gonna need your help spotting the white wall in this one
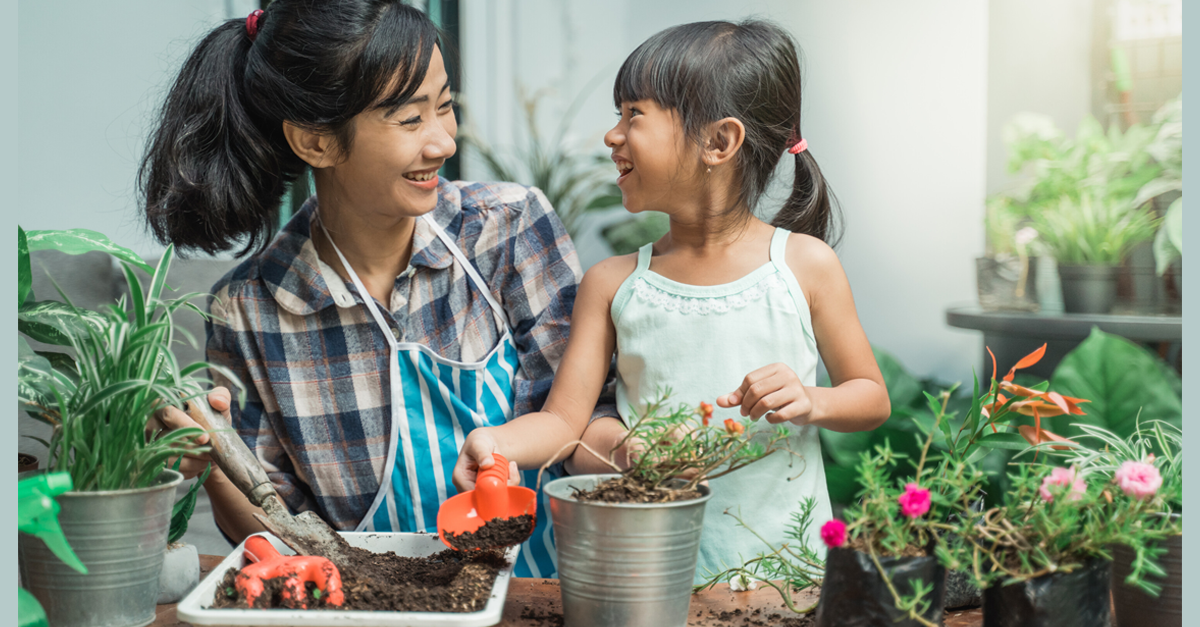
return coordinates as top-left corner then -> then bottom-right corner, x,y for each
987,0 -> 1094,196
17,0 -> 256,259
462,0 -> 988,383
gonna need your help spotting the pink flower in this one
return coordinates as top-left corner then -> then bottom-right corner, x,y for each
1039,466 -> 1086,502
1114,460 -> 1162,500
820,519 -> 847,549
897,483 -> 931,519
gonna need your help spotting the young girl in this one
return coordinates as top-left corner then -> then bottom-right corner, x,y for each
454,20 -> 890,577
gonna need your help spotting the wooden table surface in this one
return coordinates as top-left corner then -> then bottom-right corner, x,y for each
153,555 -> 982,626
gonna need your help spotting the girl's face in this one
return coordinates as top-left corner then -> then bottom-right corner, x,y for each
326,46 -> 457,219
605,99 -> 699,214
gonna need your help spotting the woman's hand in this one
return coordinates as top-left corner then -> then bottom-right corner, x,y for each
717,363 -> 814,425
452,428 -> 522,492
148,387 -> 232,481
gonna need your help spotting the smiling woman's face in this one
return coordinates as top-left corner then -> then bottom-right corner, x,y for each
324,46 -> 458,219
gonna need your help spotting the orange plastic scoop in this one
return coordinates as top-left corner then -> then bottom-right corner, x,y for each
437,453 -> 536,550
236,535 -> 345,609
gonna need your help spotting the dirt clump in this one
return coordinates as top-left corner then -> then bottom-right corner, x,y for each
572,475 -> 702,503
445,514 -> 534,549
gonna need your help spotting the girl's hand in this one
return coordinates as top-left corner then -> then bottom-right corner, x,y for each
717,363 -> 814,425
147,387 -> 231,481
452,428 -> 522,492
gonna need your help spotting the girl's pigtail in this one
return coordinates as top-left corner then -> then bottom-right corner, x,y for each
773,148 -> 840,247
139,19 -> 292,256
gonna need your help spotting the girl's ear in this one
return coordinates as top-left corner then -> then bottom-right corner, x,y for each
283,121 -> 340,169
702,117 -> 746,168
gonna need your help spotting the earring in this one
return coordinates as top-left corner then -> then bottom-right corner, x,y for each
707,166 -> 712,174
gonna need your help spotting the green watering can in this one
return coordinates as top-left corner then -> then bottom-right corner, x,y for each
18,472 -> 87,627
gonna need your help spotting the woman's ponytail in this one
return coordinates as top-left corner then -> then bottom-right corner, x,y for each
140,19 -> 293,256
772,148 -> 841,246
140,1 -> 440,256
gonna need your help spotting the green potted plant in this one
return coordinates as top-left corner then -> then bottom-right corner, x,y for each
541,392 -> 793,627
1033,193 -> 1159,314
1138,96 -> 1183,310
943,461 -> 1177,627
1021,419 -> 1182,627
993,112 -> 1165,314
17,227 -> 239,627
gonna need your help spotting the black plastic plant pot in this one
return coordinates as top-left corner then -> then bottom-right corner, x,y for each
815,547 -> 946,627
982,557 -> 1112,627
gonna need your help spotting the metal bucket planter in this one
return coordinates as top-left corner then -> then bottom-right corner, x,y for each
1058,264 -> 1118,314
19,469 -> 183,627
1112,530 -> 1182,627
982,557 -> 1111,627
815,547 -> 946,627
545,474 -> 711,627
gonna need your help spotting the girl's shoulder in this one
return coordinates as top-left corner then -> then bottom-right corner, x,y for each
582,252 -> 641,296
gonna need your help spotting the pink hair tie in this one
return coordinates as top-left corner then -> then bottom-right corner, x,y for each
787,138 -> 808,155
246,9 -> 264,41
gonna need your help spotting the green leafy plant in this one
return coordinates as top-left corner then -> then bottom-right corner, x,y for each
1019,419 -> 1181,514
1032,193 -> 1159,265
546,390 -> 795,500
943,461 -> 1179,595
168,461 -> 213,545
460,88 -> 622,240
17,227 -> 242,492
460,87 -> 668,254
1134,96 -> 1183,274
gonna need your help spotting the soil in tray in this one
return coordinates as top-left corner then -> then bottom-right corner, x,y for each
572,474 -> 702,504
703,608 -> 816,627
445,514 -> 534,550
211,543 -> 509,612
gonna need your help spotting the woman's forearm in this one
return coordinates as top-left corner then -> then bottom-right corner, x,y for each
806,379 -> 891,433
203,469 -> 268,544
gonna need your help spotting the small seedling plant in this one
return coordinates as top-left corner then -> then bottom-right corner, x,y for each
545,389 -> 796,502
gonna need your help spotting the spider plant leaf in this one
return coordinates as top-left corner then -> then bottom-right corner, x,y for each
25,228 -> 155,274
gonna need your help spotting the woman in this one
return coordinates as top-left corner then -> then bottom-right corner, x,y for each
142,1 -> 605,578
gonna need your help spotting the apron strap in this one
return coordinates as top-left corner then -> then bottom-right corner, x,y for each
317,218 -> 400,351
423,214 -> 512,332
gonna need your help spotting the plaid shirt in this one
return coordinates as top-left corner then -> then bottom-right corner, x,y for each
207,179 -> 610,529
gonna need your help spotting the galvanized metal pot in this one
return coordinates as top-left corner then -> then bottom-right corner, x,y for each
1112,529 -> 1182,627
19,469 -> 183,627
545,474 -> 712,627
1058,264 -> 1118,314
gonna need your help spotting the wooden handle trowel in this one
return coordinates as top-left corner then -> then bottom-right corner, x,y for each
185,398 -> 357,572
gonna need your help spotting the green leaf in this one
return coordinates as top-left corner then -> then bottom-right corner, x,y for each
19,300 -> 107,346
25,229 -> 154,275
1046,329 -> 1182,439
1153,196 -> 1182,275
19,227 -> 32,307
168,463 -> 212,544
974,431 -> 1032,451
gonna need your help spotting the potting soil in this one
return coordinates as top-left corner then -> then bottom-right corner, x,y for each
572,474 -> 702,503
445,514 -> 534,550
210,543 -> 509,612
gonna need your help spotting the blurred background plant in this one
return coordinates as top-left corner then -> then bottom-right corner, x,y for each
459,86 -> 668,255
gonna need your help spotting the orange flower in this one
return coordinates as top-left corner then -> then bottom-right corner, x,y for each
723,418 -> 745,436
698,402 -> 714,426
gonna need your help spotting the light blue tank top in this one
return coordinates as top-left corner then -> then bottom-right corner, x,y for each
611,227 -> 832,582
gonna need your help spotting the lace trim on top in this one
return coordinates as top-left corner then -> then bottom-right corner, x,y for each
633,272 -> 785,315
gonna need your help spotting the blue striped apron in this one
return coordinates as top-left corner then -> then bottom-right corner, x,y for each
321,214 -> 559,578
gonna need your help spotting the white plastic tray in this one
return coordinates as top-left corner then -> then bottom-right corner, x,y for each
176,531 -> 518,626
